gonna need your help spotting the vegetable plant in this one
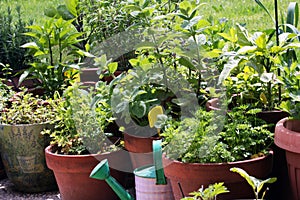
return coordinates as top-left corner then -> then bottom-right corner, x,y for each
230,167 -> 277,200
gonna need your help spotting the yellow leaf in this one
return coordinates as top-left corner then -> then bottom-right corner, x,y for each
148,105 -> 163,128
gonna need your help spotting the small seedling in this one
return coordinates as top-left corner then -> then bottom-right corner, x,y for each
181,182 -> 229,200
230,167 -> 277,200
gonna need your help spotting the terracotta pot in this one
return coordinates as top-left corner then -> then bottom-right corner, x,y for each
0,123 -> 57,192
275,118 -> 300,200
162,151 -> 273,200
124,132 -> 160,170
45,145 -> 132,200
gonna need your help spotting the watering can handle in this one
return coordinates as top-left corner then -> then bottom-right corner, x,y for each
153,139 -> 167,185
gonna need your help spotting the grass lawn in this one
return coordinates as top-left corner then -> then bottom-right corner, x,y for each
201,0 -> 292,31
0,0 -> 61,24
0,0 -> 296,31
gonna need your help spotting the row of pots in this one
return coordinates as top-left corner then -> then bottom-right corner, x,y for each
0,101 -> 299,199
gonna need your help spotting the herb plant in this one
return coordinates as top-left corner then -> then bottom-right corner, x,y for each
44,82 -> 117,155
161,106 -> 273,163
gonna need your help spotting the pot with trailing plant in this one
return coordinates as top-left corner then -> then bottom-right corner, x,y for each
0,86 -> 59,192
44,82 -> 133,200
274,61 -> 300,200
159,106 -> 274,200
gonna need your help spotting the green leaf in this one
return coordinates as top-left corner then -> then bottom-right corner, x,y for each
218,58 -> 240,85
230,167 -> 255,190
237,46 -> 257,54
255,33 -> 266,49
179,57 -> 196,70
64,0 -> 78,17
286,2 -> 299,33
260,72 -> 273,83
44,6 -> 59,18
57,5 -> 75,20
254,0 -> 275,23
21,42 -> 39,50
107,62 -> 118,74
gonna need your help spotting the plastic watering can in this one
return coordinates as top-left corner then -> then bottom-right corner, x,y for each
133,139 -> 174,200
90,140 -> 174,200
90,158 -> 134,200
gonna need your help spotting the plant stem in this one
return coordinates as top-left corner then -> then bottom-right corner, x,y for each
274,0 -> 281,102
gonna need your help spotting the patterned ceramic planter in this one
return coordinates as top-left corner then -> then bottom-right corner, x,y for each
0,123 -> 57,192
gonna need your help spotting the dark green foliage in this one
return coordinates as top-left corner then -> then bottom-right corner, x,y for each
0,6 -> 33,73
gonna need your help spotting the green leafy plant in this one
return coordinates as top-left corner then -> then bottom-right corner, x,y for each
161,106 -> 273,163
279,62 -> 300,119
0,88 -> 59,125
181,182 -> 229,200
20,17 -> 88,97
230,167 -> 277,200
218,24 -> 300,110
0,6 -> 33,73
43,82 -> 118,155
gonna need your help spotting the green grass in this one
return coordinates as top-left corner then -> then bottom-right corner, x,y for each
200,0 -> 293,31
0,0 -> 296,31
0,0 -> 61,24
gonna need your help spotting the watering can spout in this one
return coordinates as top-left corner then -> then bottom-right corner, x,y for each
90,159 -> 134,200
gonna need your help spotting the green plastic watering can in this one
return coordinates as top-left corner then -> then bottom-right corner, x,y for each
90,140 -> 169,200
90,158 -> 134,200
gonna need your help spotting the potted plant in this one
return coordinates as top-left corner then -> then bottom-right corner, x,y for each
0,86 -> 59,192
44,82 -> 132,200
160,106 -> 274,200
274,61 -> 300,200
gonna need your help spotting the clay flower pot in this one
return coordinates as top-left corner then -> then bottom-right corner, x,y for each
275,118 -> 300,200
124,132 -> 160,170
45,145 -> 132,200
162,151 -> 274,200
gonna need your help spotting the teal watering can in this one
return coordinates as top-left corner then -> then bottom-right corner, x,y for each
90,158 -> 134,200
90,140 -> 173,200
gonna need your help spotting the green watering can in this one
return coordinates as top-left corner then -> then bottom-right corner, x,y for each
90,140 -> 174,200
90,158 -> 134,200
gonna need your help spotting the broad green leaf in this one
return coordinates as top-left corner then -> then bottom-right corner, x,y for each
44,6 -> 59,18
179,57 -> 196,70
230,167 -> 255,190
255,33 -> 267,49
107,62 -> 118,74
21,42 -> 39,50
260,72 -> 273,83
64,0 -> 78,17
236,24 -> 252,46
218,58 -> 240,85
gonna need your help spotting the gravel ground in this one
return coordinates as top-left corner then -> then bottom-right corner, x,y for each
0,178 -> 60,200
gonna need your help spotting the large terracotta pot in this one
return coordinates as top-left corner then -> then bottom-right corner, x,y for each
206,97 -> 290,200
0,123 -> 57,192
275,118 -> 300,200
124,132 -> 160,170
162,151 -> 274,200
45,145 -> 132,200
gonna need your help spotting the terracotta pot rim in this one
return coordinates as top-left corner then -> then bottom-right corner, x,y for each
275,117 -> 300,153
162,150 -> 273,166
123,132 -> 160,139
45,145 -> 117,158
